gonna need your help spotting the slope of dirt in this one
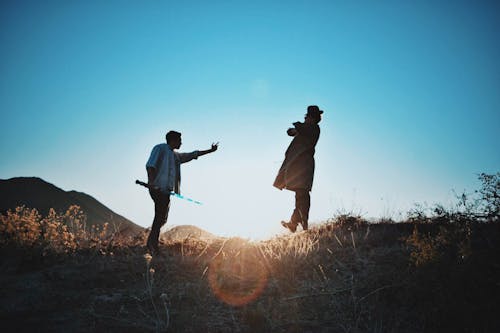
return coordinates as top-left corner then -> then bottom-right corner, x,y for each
1,222 -> 499,332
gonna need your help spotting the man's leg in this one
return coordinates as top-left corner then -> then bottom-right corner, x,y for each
147,191 -> 170,254
282,189 -> 308,232
291,189 -> 310,230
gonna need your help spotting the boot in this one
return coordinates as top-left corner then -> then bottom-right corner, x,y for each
281,221 -> 297,233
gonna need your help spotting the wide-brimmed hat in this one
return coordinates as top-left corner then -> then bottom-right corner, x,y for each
306,105 -> 324,117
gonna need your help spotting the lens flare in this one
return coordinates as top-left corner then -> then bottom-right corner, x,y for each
208,245 -> 268,307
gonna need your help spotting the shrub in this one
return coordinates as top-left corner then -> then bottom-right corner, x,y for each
476,172 -> 500,221
0,205 -> 110,253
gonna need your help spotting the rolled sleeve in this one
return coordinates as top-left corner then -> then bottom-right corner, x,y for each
176,150 -> 199,164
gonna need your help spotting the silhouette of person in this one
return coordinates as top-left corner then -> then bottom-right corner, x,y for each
145,131 -> 218,254
274,105 -> 323,232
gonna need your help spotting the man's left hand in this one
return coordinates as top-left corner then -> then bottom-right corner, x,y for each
211,142 -> 219,152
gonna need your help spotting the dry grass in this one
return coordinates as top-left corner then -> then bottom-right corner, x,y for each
1,206 -> 499,332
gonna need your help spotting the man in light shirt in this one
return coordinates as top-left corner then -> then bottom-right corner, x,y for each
146,130 -> 218,254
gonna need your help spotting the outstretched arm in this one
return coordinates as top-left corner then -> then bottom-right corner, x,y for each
198,142 -> 219,157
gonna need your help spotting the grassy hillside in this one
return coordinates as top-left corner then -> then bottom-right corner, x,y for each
1,206 -> 499,332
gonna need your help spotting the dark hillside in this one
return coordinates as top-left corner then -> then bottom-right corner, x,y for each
1,213 -> 499,332
0,177 -> 142,235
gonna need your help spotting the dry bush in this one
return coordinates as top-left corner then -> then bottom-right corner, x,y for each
0,205 -> 115,254
0,206 -> 42,246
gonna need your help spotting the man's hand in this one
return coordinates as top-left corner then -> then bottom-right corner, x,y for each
149,185 -> 161,193
198,142 -> 219,157
211,142 -> 219,152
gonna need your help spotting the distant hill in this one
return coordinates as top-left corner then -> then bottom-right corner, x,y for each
0,177 -> 142,235
162,225 -> 216,241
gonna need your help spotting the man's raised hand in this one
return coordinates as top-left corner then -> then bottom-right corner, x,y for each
211,142 -> 219,152
198,142 -> 219,157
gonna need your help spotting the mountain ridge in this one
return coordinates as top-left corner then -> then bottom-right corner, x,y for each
0,176 -> 142,235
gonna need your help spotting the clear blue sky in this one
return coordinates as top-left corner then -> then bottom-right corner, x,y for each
1,0 -> 499,239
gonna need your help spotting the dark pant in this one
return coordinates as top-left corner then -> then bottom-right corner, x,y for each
147,190 -> 171,252
290,189 -> 310,229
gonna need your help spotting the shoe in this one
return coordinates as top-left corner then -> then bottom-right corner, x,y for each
281,221 -> 297,233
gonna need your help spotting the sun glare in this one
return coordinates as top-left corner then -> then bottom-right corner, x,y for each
207,239 -> 269,306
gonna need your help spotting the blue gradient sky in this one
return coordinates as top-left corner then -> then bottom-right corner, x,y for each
1,0 -> 499,239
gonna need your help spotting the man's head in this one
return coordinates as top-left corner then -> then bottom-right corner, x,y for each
305,105 -> 324,124
166,130 -> 182,149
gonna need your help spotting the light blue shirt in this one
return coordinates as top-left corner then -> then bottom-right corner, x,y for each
146,143 -> 199,194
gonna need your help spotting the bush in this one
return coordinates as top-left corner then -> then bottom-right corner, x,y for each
0,205 -> 110,254
476,172 -> 500,221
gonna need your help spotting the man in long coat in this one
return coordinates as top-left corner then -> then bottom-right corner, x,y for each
274,105 -> 323,232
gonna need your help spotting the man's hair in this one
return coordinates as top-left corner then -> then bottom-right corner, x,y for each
165,130 -> 181,144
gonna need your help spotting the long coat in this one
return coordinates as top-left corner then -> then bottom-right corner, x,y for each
273,121 -> 320,191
